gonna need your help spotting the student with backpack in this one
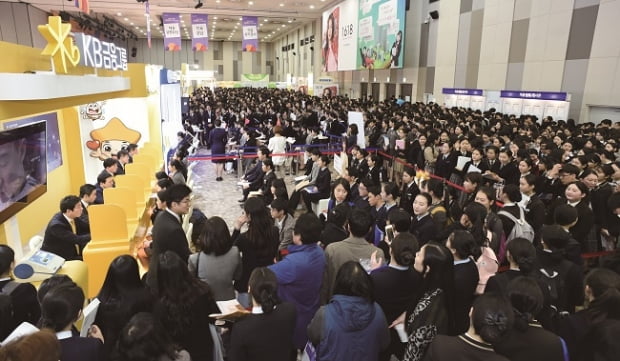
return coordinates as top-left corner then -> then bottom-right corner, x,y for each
497,184 -> 535,245
0,245 -> 40,340
536,225 -> 584,315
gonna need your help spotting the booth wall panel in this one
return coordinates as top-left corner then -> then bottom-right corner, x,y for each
0,3 -> 18,44
13,3 -> 32,47
28,5 -> 48,49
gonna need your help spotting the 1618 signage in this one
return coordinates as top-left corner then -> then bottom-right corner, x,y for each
74,33 -> 128,71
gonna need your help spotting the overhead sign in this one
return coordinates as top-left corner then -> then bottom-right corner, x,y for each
74,33 -> 128,71
500,90 -> 568,101
443,88 -> 484,96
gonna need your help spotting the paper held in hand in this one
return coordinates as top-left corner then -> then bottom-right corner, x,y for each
209,299 -> 250,321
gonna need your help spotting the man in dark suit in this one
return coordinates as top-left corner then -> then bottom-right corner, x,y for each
114,150 -> 130,176
150,184 -> 192,264
240,146 -> 269,202
485,145 -> 501,173
94,173 -> 114,205
41,195 -> 91,261
98,158 -> 117,181
260,158 -> 277,205
78,184 -> 97,233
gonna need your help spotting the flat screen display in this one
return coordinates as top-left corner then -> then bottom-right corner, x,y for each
0,121 -> 47,223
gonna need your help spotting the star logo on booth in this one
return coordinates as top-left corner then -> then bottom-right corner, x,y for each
38,16 -> 80,73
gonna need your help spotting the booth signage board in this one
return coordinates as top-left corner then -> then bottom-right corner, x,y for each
74,33 -> 128,71
500,90 -> 567,101
442,88 -> 484,96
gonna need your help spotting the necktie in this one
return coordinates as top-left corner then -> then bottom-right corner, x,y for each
69,219 -> 77,234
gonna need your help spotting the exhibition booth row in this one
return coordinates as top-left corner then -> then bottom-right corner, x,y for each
442,88 -> 571,120
0,18 -> 185,298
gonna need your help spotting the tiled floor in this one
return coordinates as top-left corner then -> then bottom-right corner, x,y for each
189,147 -> 299,230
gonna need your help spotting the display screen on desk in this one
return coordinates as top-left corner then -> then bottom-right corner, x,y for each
0,121 -> 47,223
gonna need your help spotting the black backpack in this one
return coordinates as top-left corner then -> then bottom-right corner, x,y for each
537,261 -> 571,313
0,281 -> 20,339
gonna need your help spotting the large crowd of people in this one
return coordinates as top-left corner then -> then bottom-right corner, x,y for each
1,87 -> 620,361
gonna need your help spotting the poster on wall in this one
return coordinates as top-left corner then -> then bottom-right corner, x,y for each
322,0 -> 358,71
4,112 -> 62,172
79,99 -> 149,183
191,14 -> 209,51
242,16 -> 259,52
357,0 -> 406,69
163,13 -> 182,51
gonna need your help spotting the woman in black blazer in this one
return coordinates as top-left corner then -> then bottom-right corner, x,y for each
564,181 -> 594,250
446,231 -> 480,335
494,277 -> 566,361
497,184 -> 524,238
409,193 -> 439,246
434,141 -> 457,180
302,155 -> 332,212
40,283 -> 105,361
520,174 -> 545,246
229,268 -> 297,361
399,168 -> 420,216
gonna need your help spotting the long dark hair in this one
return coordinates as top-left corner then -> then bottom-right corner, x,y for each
40,283 -> 84,332
151,251 -> 212,339
196,216 -> 232,256
97,255 -> 143,303
506,276 -> 544,332
417,243 -> 456,332
506,238 -> 536,275
330,178 -> 351,202
244,197 -> 278,258
462,202 -> 488,247
112,312 -> 179,361
333,261 -> 374,302
249,267 -> 280,314
471,293 -> 514,344
449,230 -> 482,260
585,268 -> 620,320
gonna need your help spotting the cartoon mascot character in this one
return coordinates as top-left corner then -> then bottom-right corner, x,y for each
86,117 -> 142,161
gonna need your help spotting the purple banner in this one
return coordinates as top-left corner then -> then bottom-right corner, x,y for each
500,90 -> 567,101
242,16 -> 258,52
191,14 -> 208,51
442,88 -> 483,96
163,13 -> 181,51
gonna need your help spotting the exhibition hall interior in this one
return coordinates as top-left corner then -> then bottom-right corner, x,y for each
0,0 -> 620,360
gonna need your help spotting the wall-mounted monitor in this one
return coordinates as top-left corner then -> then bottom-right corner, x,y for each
0,121 -> 47,224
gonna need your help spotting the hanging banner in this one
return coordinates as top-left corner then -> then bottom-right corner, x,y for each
357,0 -> 407,69
191,14 -> 209,51
74,0 -> 89,14
163,13 -> 181,51
242,16 -> 258,52
322,0 -> 358,71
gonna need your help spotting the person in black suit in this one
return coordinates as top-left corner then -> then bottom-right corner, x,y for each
0,245 -> 41,340
229,267 -> 297,361
435,141 -> 457,180
399,168 -> 420,216
485,145 -> 501,174
563,181 -> 595,250
94,173 -> 114,205
366,154 -> 382,186
40,282 -> 105,361
497,184 -> 524,238
259,159 -> 277,205
446,231 -> 480,335
302,155 -> 331,213
41,196 -> 91,261
485,149 -> 520,186
240,146 -> 270,202
98,157 -> 117,181
410,193 -> 439,246
78,184 -> 96,234
371,233 -> 421,361
320,203 -> 350,247
150,184 -> 192,264
463,148 -> 489,174
114,150 -> 130,176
